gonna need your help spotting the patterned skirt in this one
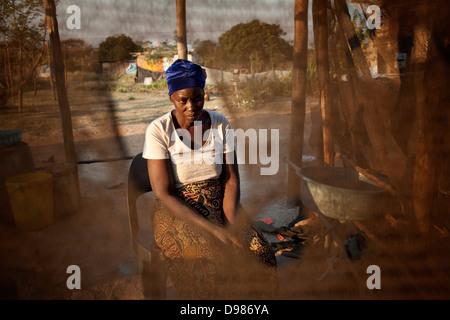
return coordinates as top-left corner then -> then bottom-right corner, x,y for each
151,179 -> 277,299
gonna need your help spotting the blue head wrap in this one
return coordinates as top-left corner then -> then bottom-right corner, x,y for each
165,59 -> 207,96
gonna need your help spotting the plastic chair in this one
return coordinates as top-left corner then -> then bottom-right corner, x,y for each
127,152 -> 167,299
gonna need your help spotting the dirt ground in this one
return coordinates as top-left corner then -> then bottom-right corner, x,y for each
1,87 -> 449,300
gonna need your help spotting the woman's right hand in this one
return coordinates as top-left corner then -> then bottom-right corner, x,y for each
211,225 -> 242,249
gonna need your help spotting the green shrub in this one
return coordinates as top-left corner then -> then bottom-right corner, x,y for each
306,60 -> 319,97
134,85 -> 150,93
116,74 -> 136,83
117,86 -> 130,93
151,79 -> 168,91
238,78 -> 269,109
217,74 -> 293,109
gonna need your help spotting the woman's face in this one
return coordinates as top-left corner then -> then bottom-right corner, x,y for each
170,87 -> 205,126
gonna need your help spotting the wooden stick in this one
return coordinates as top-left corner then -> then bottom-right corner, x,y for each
336,153 -> 389,192
352,220 -> 376,239
336,152 -> 409,215
284,156 -> 301,172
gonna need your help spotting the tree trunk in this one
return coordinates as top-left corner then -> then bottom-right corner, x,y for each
18,44 -> 23,112
412,4 -> 449,233
18,47 -> 45,100
287,0 -> 309,206
33,48 -> 37,96
389,6 -> 417,159
44,0 -> 80,194
313,0 -> 334,165
5,45 -> 15,106
3,47 -> 8,90
46,41 -> 57,102
176,0 -> 188,60
33,70 -> 37,97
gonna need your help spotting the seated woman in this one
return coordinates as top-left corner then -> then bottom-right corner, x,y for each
143,59 -> 277,299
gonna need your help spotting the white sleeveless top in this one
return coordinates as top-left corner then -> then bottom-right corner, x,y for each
143,110 -> 234,188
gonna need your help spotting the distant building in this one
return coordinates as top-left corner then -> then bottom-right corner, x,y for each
135,52 -> 199,83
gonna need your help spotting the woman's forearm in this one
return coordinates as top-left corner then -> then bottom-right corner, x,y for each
158,192 -> 219,233
221,152 -> 241,224
222,177 -> 240,224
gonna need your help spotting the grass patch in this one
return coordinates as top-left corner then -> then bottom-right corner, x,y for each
216,73 -> 293,109
116,86 -> 130,93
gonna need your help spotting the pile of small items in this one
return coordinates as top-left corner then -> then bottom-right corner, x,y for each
256,212 -> 367,260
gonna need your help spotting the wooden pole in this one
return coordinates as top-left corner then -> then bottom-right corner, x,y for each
313,0 -> 334,165
44,0 -> 80,194
176,0 -> 188,60
287,0 -> 309,206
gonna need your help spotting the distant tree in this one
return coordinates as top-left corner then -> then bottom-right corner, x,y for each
193,40 -> 220,68
218,19 -> 293,72
98,34 -> 140,61
0,0 -> 47,110
61,38 -> 97,72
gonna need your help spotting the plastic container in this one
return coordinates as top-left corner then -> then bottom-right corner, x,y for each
5,172 -> 54,231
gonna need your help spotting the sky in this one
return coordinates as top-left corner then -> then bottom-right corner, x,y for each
56,0 -> 315,48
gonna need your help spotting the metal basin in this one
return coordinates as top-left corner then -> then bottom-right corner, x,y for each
297,166 -> 392,221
